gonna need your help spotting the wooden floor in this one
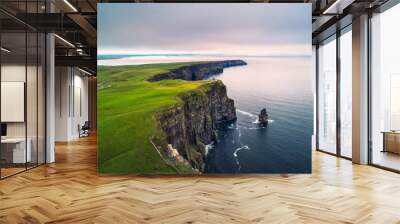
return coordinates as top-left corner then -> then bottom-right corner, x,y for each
1,135 -> 400,223
1,167 -> 26,178
372,150 -> 400,171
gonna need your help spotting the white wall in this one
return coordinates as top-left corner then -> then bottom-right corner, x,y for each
72,73 -> 89,138
55,67 -> 89,141
55,66 -> 70,141
1,64 -> 40,137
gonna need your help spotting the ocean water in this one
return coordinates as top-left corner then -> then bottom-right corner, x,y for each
204,57 -> 313,173
99,56 -> 314,173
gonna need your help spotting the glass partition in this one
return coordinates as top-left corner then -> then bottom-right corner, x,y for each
339,27 -> 352,158
370,4 -> 400,171
1,31 -> 28,177
317,35 -> 337,154
0,3 -> 46,179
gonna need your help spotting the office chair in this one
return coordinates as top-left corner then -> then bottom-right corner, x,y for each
79,121 -> 90,138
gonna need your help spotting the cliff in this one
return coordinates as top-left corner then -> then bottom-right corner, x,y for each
156,81 -> 236,171
151,60 -> 246,171
147,60 -> 247,82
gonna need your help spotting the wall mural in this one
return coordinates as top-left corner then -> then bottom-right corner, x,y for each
97,3 -> 313,174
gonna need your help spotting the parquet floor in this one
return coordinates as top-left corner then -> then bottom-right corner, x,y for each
1,135 -> 400,223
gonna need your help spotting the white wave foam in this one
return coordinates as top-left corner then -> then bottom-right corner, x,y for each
227,123 -> 236,129
252,119 -> 274,124
233,145 -> 250,172
205,142 -> 215,155
236,109 -> 257,118
249,126 -> 268,130
233,145 -> 250,158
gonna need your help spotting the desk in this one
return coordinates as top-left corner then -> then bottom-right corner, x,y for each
1,138 -> 31,163
382,131 -> 400,154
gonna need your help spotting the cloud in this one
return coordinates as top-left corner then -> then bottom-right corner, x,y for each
98,3 -> 311,56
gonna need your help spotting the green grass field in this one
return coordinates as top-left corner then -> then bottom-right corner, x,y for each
97,62 -> 215,174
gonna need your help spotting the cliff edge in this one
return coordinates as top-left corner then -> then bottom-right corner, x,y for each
150,60 -> 246,171
147,60 -> 247,82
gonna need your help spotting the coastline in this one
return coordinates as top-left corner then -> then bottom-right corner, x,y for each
98,60 -> 246,174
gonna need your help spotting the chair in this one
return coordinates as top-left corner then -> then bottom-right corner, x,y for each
79,121 -> 90,138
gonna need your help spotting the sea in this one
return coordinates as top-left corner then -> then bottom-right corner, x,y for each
98,55 -> 314,173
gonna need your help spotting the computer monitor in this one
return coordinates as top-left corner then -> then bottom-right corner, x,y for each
1,123 -> 7,137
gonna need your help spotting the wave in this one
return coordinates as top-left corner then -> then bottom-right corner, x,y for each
227,123 -> 238,129
248,127 -> 266,130
252,119 -> 274,124
236,109 -> 257,118
236,109 -> 275,125
205,142 -> 215,155
233,145 -> 250,158
233,145 -> 250,172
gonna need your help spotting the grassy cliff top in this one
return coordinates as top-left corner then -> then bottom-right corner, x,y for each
97,62 -> 220,174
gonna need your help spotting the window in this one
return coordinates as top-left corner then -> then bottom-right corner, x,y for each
339,27 -> 352,158
370,3 -> 400,171
318,35 -> 337,154
390,74 -> 400,130
316,25 -> 353,159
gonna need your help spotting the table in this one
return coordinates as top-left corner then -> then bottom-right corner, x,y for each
382,131 -> 400,154
1,138 -> 31,164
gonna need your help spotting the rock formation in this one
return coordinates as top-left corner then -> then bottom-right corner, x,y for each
258,108 -> 269,126
156,81 -> 237,170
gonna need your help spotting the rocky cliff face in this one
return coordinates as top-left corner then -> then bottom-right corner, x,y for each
151,60 -> 245,171
148,60 -> 247,82
156,81 -> 236,170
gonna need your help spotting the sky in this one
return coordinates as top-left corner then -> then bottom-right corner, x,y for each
98,4 -> 311,56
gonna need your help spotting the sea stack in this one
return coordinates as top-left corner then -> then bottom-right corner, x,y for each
258,108 -> 269,126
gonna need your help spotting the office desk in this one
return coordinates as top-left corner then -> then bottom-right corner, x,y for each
1,138 -> 31,164
382,131 -> 400,154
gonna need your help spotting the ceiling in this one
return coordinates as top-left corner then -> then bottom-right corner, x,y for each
0,0 -> 392,74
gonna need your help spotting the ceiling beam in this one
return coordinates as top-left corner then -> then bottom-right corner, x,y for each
67,13 -> 97,46
323,0 -> 356,14
55,55 -> 96,70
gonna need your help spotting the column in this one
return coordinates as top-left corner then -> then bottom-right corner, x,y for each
352,14 -> 369,164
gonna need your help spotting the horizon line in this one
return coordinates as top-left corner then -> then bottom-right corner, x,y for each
97,53 -> 312,58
